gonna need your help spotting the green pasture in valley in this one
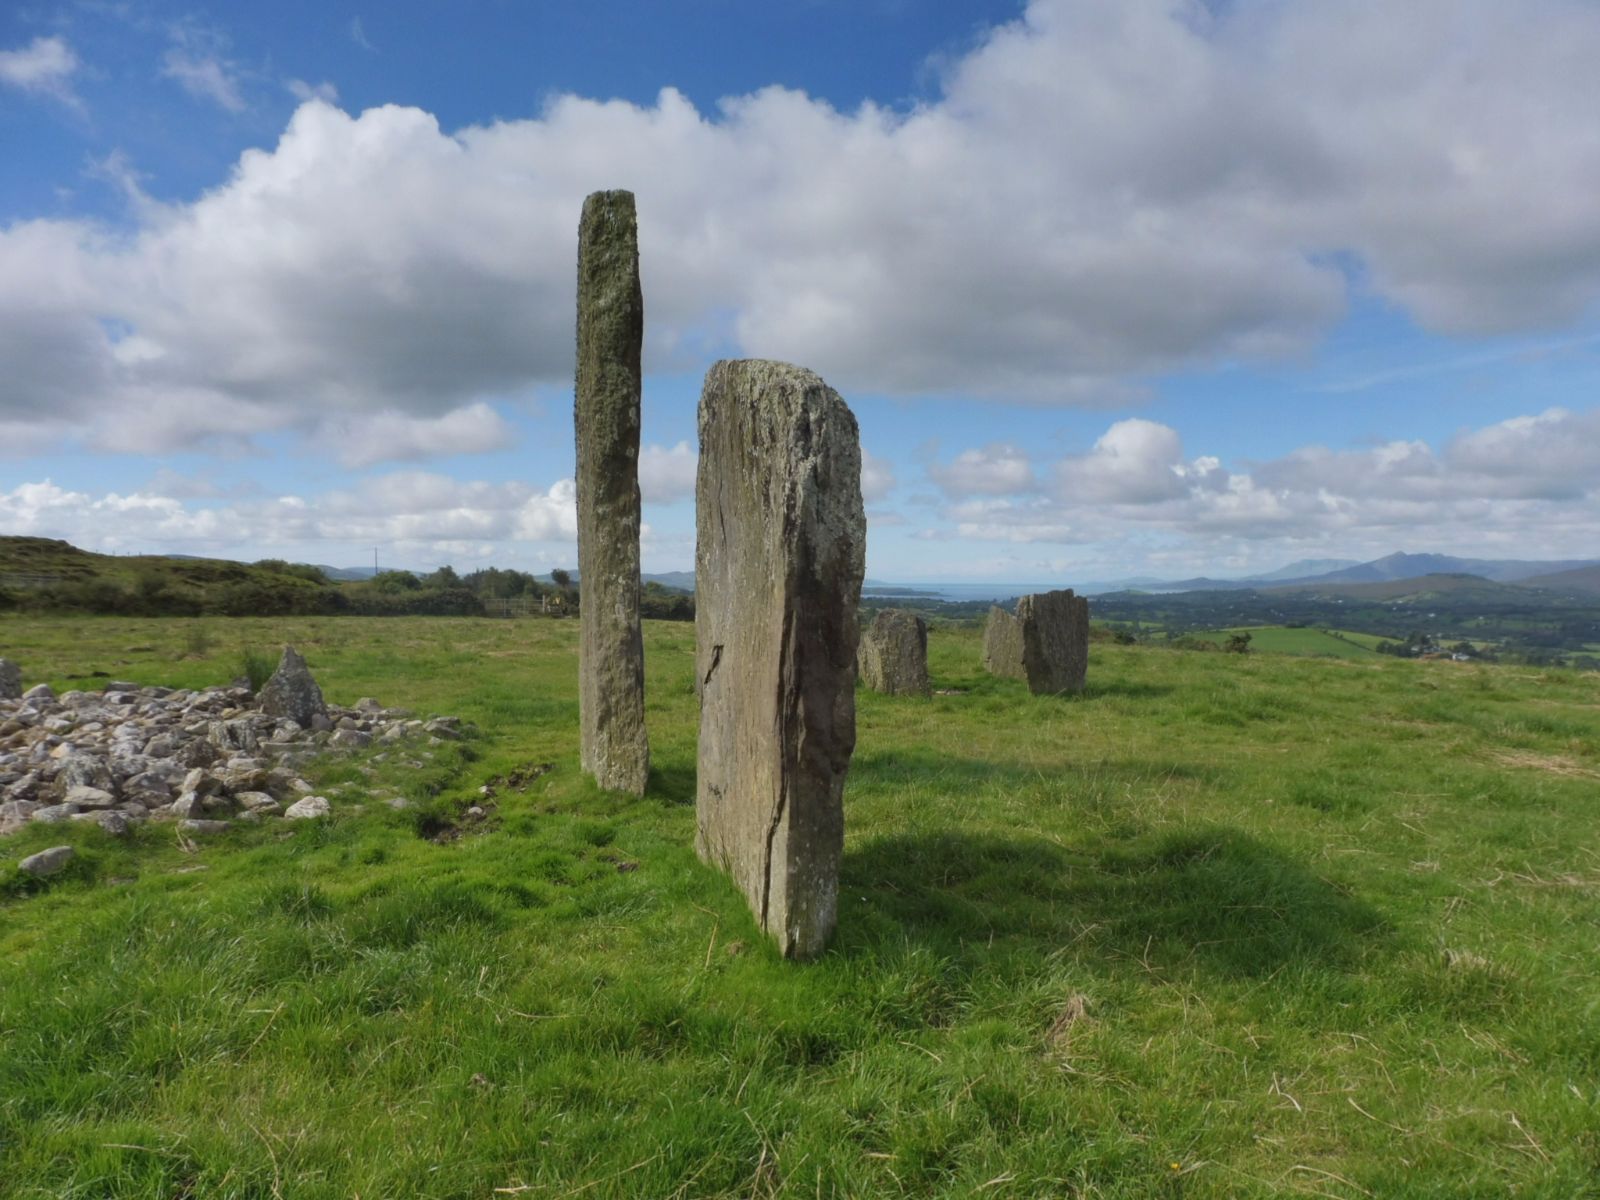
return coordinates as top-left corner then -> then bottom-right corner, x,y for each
1197,625 -> 1380,659
3,615 -> 1599,1198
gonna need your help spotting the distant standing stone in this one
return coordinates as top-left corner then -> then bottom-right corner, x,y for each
695,359 -> 865,960
858,609 -> 930,696
257,647 -> 328,727
1017,589 -> 1090,694
0,659 -> 20,700
19,845 -> 74,877
982,605 -> 1025,680
574,188 -> 650,796
981,590 -> 1089,694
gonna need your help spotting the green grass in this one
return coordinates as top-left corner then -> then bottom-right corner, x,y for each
1196,625 -> 1381,659
3,615 -> 1600,1197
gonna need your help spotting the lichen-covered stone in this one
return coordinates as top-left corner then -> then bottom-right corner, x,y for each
1016,589 -> 1090,694
18,845 -> 73,876
257,647 -> 327,726
859,609 -> 930,696
0,660 -> 20,701
575,188 -> 650,796
981,590 -> 1090,694
982,605 -> 1025,679
695,359 -> 865,960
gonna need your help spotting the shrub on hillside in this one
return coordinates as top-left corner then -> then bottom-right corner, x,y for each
343,586 -> 486,616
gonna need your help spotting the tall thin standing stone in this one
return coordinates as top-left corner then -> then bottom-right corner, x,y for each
696,360 -> 866,960
575,189 -> 649,795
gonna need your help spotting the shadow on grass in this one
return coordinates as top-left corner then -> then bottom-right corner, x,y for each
848,749 -> 1230,792
648,759 -> 697,806
839,826 -> 1388,978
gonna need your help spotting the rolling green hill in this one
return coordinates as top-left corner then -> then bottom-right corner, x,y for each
1517,562 -> 1600,596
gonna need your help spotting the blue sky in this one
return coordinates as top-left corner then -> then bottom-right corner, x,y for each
4,0 -> 1600,582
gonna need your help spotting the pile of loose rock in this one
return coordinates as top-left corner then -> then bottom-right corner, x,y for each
0,649 -> 462,841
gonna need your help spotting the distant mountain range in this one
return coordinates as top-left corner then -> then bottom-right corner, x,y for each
1085,552 -> 1600,596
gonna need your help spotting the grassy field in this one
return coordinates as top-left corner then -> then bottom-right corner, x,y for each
3,615 -> 1600,1198
1193,626 -> 1380,659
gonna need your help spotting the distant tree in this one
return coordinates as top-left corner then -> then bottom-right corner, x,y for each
421,565 -> 460,589
550,568 -> 572,591
1224,632 -> 1252,654
370,569 -> 421,593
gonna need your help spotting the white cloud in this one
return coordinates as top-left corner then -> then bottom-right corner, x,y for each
286,78 -> 339,104
1054,418 -> 1224,505
0,36 -> 81,109
923,406 -> 1600,561
860,447 -> 897,503
928,444 -> 1035,498
5,0 -> 1600,455
318,403 -> 515,468
0,472 -> 578,563
161,48 -> 246,112
349,18 -> 377,53
638,441 -> 697,504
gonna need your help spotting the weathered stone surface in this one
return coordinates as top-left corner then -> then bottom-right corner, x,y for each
178,819 -> 231,836
31,803 -> 78,823
63,785 -> 116,810
284,795 -> 330,821
858,609 -> 930,696
23,683 -> 54,703
981,590 -> 1090,694
54,753 -> 112,798
695,359 -> 866,960
0,659 -> 20,700
71,809 -> 130,836
1016,589 -> 1090,694
575,188 -> 650,796
982,606 -> 1025,679
257,648 -> 327,726
19,845 -> 74,876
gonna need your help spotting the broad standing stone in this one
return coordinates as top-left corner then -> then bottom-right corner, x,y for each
858,609 -> 930,696
257,648 -> 328,726
695,360 -> 866,960
1016,589 -> 1090,694
575,189 -> 650,796
982,605 -> 1025,679
0,659 -> 20,700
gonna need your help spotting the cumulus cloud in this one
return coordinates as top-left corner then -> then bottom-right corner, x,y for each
1054,419 -> 1224,504
928,444 -> 1035,498
317,403 -> 515,468
639,441 -> 697,503
6,0 -> 1600,456
0,35 -> 81,108
924,406 -> 1600,560
0,472 -> 578,562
